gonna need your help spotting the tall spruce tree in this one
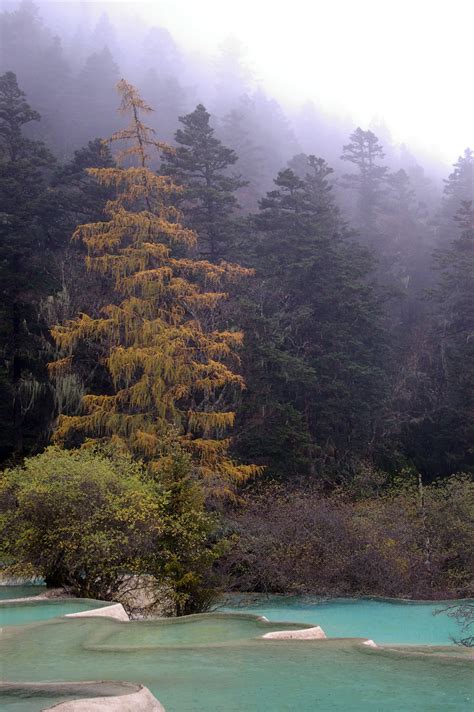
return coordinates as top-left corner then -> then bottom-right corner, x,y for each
0,71 -> 56,460
381,169 -> 432,303
50,81 -> 258,499
161,104 -> 246,261
74,47 -> 120,148
141,26 -> 183,80
235,156 -> 387,478
52,138 -> 115,239
442,148 -> 474,219
341,128 -> 387,247
0,2 -> 72,155
219,107 -> 266,211
397,150 -> 473,476
435,147 -> 474,256
433,201 -> 474,472
141,70 -> 189,144
402,200 -> 474,477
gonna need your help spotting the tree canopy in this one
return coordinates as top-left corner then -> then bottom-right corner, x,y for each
50,80 -> 259,499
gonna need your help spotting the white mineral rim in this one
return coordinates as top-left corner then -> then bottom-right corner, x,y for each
42,684 -> 165,711
363,639 -> 378,648
262,625 -> 327,639
65,603 -> 129,622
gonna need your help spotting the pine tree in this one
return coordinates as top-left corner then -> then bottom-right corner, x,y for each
432,201 -> 473,472
74,47 -> 120,147
0,2 -> 72,155
90,12 -> 119,57
376,169 -> 435,463
0,2 -> 47,87
245,89 -> 300,187
0,71 -> 56,460
161,104 -> 246,261
52,138 -> 115,232
381,169 -> 430,297
140,70 -> 189,144
141,26 -> 183,80
236,156 -> 387,478
397,151 -> 474,477
403,201 -> 474,477
433,148 -> 474,262
50,80 -> 258,498
341,128 -> 387,246
442,148 -> 474,218
219,107 -> 265,211
33,35 -> 72,155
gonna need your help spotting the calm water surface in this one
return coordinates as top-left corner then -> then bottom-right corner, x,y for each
0,598 -> 472,711
218,595 -> 467,645
0,599 -> 109,626
0,585 -> 46,600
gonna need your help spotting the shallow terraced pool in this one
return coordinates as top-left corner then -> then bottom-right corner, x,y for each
0,598 -> 472,711
0,585 -> 46,600
0,598 -> 113,626
218,595 -> 468,646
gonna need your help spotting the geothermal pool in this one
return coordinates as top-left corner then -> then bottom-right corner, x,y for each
0,598 -> 472,711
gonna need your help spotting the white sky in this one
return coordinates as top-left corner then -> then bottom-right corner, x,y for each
50,0 -> 474,163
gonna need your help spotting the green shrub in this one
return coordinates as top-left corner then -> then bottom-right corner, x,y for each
0,445 -> 221,611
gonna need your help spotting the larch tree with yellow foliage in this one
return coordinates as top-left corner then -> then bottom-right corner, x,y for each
50,80 -> 259,499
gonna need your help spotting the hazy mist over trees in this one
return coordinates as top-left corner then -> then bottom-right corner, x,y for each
0,0 -> 472,603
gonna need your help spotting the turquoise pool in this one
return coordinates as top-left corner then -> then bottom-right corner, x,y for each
0,599 -> 111,626
218,595 -> 468,645
0,597 -> 472,711
0,614 -> 472,711
0,585 -> 46,600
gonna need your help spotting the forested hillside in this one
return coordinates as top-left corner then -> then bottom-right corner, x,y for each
0,1 -> 472,606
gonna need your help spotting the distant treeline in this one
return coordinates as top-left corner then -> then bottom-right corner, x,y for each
0,0 -> 472,484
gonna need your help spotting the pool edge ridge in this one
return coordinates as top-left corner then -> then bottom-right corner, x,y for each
65,603 -> 129,622
262,625 -> 327,640
41,684 -> 165,711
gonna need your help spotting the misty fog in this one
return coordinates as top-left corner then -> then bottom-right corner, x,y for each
0,0 -> 473,649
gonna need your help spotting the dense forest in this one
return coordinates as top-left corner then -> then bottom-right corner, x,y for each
0,1 -> 472,611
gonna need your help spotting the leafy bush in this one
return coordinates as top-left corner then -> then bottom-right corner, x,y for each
0,445 -> 221,612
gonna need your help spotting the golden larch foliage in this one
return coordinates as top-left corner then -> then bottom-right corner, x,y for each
50,79 -> 261,498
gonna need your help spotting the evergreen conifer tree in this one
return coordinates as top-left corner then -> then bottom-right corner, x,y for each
140,70 -> 189,145
74,47 -> 120,147
219,107 -> 265,211
161,104 -> 246,261
403,200 -> 474,477
442,148 -> 474,218
0,2 -> 72,154
431,201 -> 473,472
341,128 -> 387,246
0,71 -> 56,459
236,156 -> 386,478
